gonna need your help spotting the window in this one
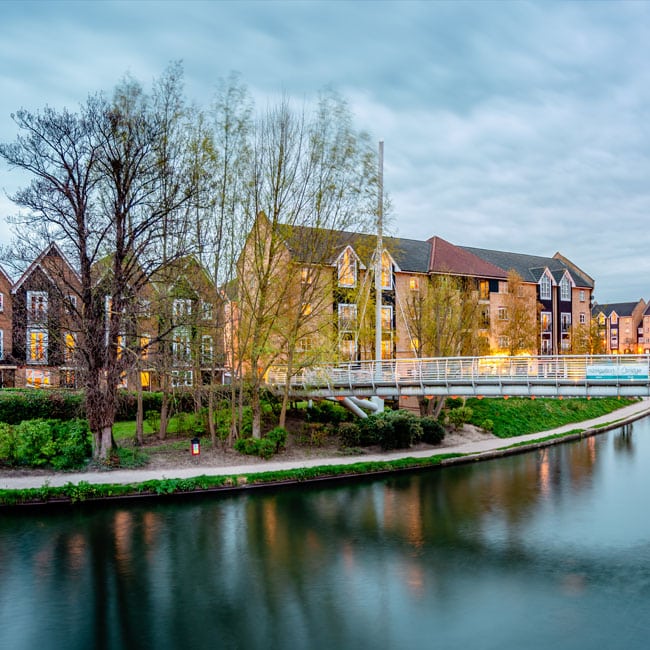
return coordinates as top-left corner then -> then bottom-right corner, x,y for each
0,329 -> 3,359
140,371 -> 150,389
337,248 -> 357,288
541,312 -> 552,332
301,267 -> 314,285
410,337 -> 420,354
579,313 -> 586,324
560,277 -> 570,301
481,306 -> 490,328
64,332 -> 75,363
140,334 -> 151,360
381,305 -> 393,331
27,329 -> 48,364
409,277 -> 420,292
173,298 -> 192,320
116,334 -> 125,360
611,312 -> 618,325
301,302 -> 312,316
381,338 -> 392,359
498,307 -> 508,321
26,369 -> 51,387
579,290 -> 585,302
478,280 -> 489,301
171,370 -> 193,387
138,299 -> 151,317
517,285 -> 525,298
61,370 -> 76,389
499,281 -> 508,294
540,274 -> 552,300
598,313 -> 606,326
201,335 -> 213,364
0,292 -> 4,312
172,327 -> 191,363
66,294 -> 77,313
498,336 -> 510,349
297,336 -> 313,353
201,301 -> 213,321
381,252 -> 393,290
27,291 -> 48,322
338,303 -> 357,331
339,335 -> 356,361
561,313 -> 571,332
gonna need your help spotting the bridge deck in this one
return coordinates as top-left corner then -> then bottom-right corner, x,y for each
266,355 -> 650,398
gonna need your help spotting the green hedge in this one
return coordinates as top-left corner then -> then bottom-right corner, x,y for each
0,389 -> 198,424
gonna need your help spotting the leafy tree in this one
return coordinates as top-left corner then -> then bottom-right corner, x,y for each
497,270 -> 540,356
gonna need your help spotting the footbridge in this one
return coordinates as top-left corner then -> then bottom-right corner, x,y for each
266,354 -> 650,400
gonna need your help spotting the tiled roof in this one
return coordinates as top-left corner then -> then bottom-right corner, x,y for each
593,301 -> 642,318
428,236 -> 507,279
462,247 -> 594,288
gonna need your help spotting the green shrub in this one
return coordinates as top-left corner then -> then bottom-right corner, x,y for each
421,417 -> 445,444
309,400 -> 351,424
50,419 -> 92,470
445,397 -> 464,410
447,406 -> 474,430
480,419 -> 494,432
0,422 -> 17,463
337,421 -> 361,447
266,426 -> 288,453
357,410 -> 423,451
14,420 -> 57,467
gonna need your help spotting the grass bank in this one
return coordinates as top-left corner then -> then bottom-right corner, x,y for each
466,396 -> 637,437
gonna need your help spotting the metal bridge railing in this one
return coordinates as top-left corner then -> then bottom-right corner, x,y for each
266,354 -> 650,395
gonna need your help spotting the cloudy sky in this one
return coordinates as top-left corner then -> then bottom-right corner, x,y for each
2,0 -> 650,303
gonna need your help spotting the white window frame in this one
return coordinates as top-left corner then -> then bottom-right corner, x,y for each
0,329 -> 3,359
27,328 -> 48,364
560,277 -> 570,301
172,327 -> 192,363
337,247 -> 357,288
201,334 -> 213,365
381,252 -> 393,290
26,368 -> 51,388
0,292 -> 4,312
171,370 -> 193,387
338,303 -> 357,331
497,307 -> 508,321
541,311 -> 552,332
409,277 -> 420,292
381,305 -> 393,331
27,291 -> 48,322
201,301 -> 213,321
579,290 -> 585,302
561,313 -> 571,332
579,312 -> 586,324
172,298 -> 192,319
539,274 -> 552,301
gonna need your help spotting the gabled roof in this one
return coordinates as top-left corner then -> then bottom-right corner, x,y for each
281,224 -> 432,273
592,301 -> 642,318
12,242 -> 80,294
462,246 -> 594,288
428,236 -> 507,279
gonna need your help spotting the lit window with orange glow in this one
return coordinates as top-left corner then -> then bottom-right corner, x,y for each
381,252 -> 392,290
338,248 -> 357,287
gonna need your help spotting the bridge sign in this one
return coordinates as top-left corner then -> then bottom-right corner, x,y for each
586,364 -> 649,380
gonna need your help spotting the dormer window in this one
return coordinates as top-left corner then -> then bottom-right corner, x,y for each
560,276 -> 571,301
338,247 -> 357,288
539,274 -> 552,301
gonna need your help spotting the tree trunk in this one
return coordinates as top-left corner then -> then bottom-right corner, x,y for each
160,388 -> 169,440
94,425 -> 115,462
135,371 -> 144,446
251,379 -> 262,439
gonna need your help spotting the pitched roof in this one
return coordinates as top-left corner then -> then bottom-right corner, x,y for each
428,236 -> 507,279
593,301 -> 644,318
12,242 -> 80,293
462,246 -> 594,288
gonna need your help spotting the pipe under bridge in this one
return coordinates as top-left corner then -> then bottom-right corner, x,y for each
266,354 -> 650,400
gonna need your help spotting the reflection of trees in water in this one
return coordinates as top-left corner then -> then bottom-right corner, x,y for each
613,424 -> 635,455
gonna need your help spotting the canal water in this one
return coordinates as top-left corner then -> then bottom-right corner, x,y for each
2,420 -> 650,650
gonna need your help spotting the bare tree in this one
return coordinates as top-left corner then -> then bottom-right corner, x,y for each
237,93 -> 376,437
0,65 -> 196,461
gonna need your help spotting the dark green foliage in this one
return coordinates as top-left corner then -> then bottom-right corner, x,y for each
0,390 -> 84,424
337,421 -> 363,447
234,426 -> 287,459
266,426 -> 288,453
465,397 -> 637,438
421,417 -> 445,444
446,397 -> 464,410
0,418 -> 92,469
357,409 -> 423,451
308,400 -> 352,424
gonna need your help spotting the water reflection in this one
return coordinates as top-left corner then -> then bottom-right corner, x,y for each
2,420 -> 650,649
